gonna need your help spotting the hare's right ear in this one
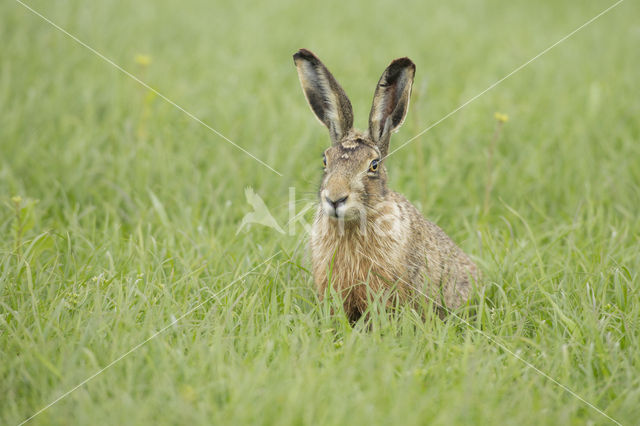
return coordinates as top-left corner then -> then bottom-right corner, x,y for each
293,49 -> 354,144
368,57 -> 415,157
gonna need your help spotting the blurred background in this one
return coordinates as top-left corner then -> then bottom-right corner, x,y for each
2,0 -> 638,237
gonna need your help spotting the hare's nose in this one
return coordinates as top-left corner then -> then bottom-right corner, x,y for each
326,194 -> 348,210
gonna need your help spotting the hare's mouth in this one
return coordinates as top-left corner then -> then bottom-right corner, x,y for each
320,189 -> 365,222
322,201 -> 362,222
322,202 -> 346,220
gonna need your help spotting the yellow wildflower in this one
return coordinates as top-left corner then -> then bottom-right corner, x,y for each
180,385 -> 196,402
494,112 -> 509,123
135,54 -> 152,67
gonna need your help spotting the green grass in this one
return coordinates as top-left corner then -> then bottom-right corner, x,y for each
2,0 -> 639,424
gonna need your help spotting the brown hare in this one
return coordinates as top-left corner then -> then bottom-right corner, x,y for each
293,48 -> 478,322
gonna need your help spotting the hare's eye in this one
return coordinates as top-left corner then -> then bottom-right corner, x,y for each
369,159 -> 380,172
322,155 -> 327,168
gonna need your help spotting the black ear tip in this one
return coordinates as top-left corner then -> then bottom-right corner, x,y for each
391,57 -> 416,70
293,48 -> 318,63
383,57 -> 416,81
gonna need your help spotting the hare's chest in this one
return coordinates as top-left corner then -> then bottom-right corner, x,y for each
310,221 -> 403,293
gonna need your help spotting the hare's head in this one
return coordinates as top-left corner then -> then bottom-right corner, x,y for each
293,49 -> 415,221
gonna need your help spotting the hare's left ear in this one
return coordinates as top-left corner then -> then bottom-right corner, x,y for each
368,58 -> 415,157
294,49 -> 354,145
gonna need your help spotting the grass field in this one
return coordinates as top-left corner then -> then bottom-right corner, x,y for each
2,0 -> 639,424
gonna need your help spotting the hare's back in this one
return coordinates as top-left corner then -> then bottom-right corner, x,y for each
390,192 -> 478,308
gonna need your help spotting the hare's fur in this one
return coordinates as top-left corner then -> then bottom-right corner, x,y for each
294,49 -> 478,321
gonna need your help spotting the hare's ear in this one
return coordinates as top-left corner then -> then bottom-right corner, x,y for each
368,57 -> 415,157
293,49 -> 354,144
